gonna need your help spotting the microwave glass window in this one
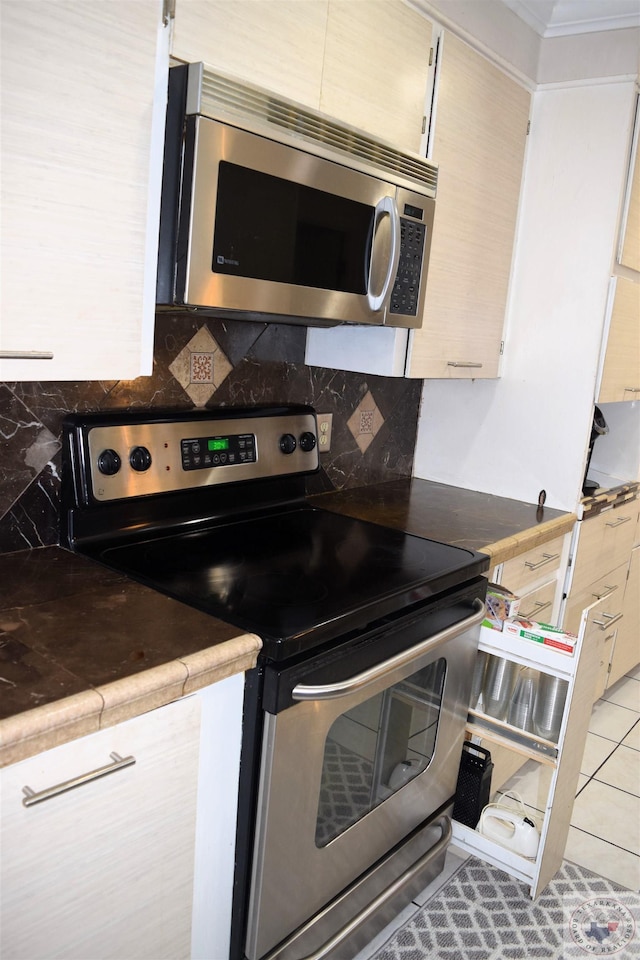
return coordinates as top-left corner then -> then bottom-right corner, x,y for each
315,658 -> 446,847
212,162 -> 372,293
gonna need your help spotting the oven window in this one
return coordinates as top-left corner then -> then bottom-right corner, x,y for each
315,658 -> 446,847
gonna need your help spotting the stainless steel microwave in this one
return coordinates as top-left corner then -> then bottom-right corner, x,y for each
157,63 -> 438,328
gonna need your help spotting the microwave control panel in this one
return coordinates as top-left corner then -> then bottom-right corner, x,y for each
390,216 -> 426,317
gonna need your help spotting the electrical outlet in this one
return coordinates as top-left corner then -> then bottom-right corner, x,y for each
316,412 -> 333,453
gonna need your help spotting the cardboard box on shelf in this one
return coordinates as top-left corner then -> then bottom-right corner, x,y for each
503,618 -> 577,655
482,583 -> 521,631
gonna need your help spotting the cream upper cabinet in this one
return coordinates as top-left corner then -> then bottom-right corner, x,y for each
320,1 -> 431,152
170,0 -> 430,153
407,32 -> 531,379
619,100 -> 640,272
597,276 -> 640,403
0,0 -> 167,382
170,0 -> 327,109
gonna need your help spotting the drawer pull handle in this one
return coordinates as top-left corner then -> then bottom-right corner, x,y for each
593,612 -> 623,629
0,350 -> 54,360
592,584 -> 618,600
605,516 -> 631,528
22,752 -> 135,807
519,599 -> 552,619
623,387 -> 640,393
447,361 -> 483,368
524,552 -> 559,571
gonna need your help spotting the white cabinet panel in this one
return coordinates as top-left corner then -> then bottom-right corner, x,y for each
1,696 -> 201,960
0,0 -> 167,381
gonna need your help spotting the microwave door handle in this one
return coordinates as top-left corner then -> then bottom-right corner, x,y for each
367,195 -> 400,312
292,599 -> 485,702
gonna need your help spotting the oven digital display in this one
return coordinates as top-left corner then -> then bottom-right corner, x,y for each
208,438 -> 229,452
181,433 -> 256,470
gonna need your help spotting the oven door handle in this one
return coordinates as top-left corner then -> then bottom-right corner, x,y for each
292,599 -> 485,702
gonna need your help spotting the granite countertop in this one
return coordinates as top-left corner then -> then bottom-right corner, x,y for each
311,477 -> 576,566
0,478 -> 577,767
0,547 -> 261,766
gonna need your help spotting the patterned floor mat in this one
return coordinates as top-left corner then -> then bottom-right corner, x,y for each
371,856 -> 640,959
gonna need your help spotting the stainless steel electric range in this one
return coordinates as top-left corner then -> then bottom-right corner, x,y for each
61,405 -> 488,960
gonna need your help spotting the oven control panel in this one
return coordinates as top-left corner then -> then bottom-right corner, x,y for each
82,409 -> 319,502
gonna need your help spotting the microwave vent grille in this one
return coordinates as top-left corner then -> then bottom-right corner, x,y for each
195,67 -> 438,196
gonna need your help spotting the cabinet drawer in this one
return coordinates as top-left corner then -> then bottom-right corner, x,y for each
571,499 -> 637,595
517,579 -> 557,624
501,535 -> 565,596
585,596 -> 619,702
564,561 -> 627,636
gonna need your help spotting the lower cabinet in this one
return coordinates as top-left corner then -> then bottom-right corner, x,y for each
490,532 -> 570,629
609,542 -> 640,687
0,675 -> 244,960
563,496 -> 639,695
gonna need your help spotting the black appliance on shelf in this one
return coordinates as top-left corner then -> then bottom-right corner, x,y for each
60,404 -> 488,960
582,405 -> 609,496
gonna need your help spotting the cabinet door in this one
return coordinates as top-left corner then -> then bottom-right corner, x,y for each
1,697 -> 200,960
320,1 -> 431,152
171,0 -> 327,108
619,105 -> 640,271
407,32 -> 530,379
0,1 -> 166,381
598,276 -> 640,402
609,545 -> 640,687
569,500 -> 638,598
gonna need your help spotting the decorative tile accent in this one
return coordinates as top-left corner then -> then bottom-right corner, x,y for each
168,326 -> 233,406
347,390 -> 385,454
190,352 -> 214,385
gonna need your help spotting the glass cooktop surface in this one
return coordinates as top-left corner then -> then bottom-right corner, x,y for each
97,506 -> 487,658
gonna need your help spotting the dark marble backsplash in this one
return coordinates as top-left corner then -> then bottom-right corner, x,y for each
0,314 -> 422,553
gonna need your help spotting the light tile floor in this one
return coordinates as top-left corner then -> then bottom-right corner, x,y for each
354,664 -> 640,960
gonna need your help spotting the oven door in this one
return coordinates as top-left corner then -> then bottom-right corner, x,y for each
246,594 -> 484,960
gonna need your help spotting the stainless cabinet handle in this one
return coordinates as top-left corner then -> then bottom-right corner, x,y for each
292,599 -> 485,701
593,612 -> 623,629
22,752 -> 135,807
592,584 -> 618,600
524,552 -> 559,571
519,599 -> 552,619
447,361 -> 483,368
623,387 -> 640,393
605,516 -> 631,528
0,350 -> 54,360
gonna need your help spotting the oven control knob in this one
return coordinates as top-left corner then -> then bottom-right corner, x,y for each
97,449 -> 121,476
299,431 -> 317,452
129,445 -> 152,472
279,433 -> 297,455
